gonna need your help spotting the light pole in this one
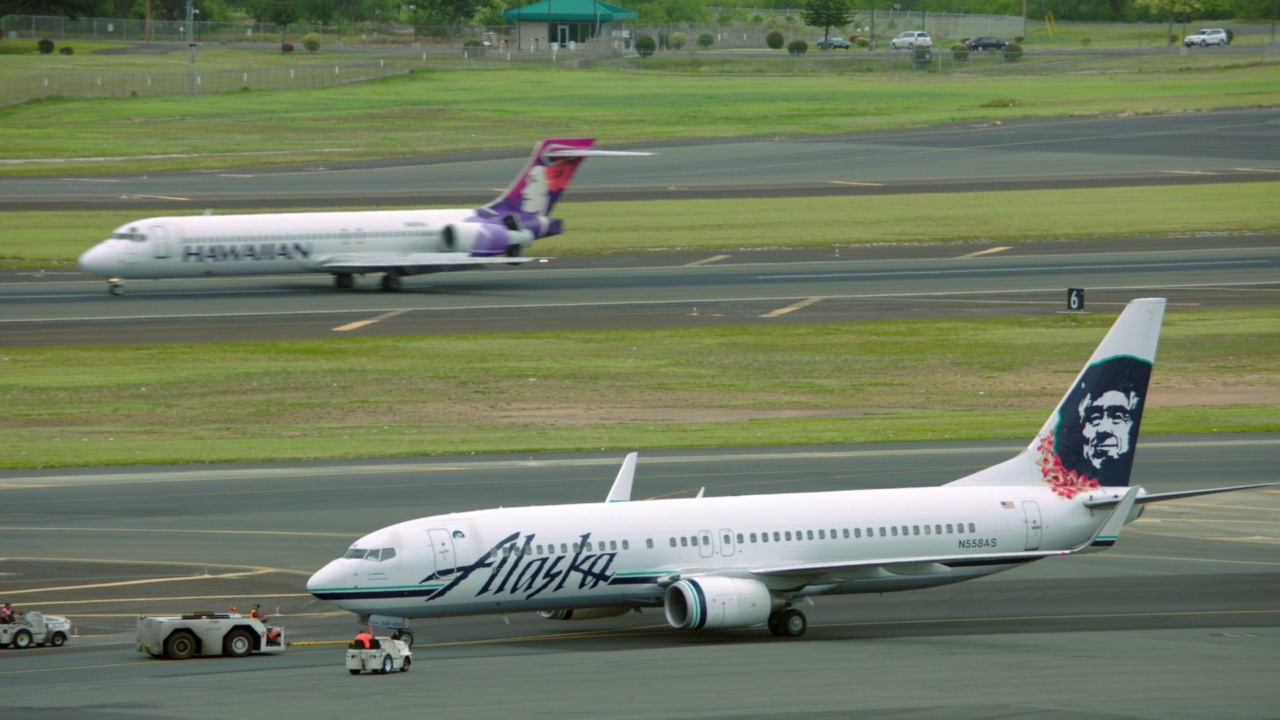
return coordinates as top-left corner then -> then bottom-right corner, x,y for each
410,4 -> 417,46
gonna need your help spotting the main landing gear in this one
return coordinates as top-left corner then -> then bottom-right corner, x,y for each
767,607 -> 807,637
331,273 -> 403,291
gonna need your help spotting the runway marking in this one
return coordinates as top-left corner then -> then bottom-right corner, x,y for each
4,280 -> 1277,325
0,525 -> 352,538
60,177 -> 121,183
685,254 -> 730,267
3,569 -> 275,596
754,259 -> 1262,280
957,246 -> 1012,259
24,593 -> 315,606
1103,552 -> 1280,567
827,180 -> 884,186
1162,170 -> 1220,176
1232,168 -> 1280,173
127,194 -> 191,201
218,173 -> 256,178
761,296 -> 824,318
333,309 -> 409,332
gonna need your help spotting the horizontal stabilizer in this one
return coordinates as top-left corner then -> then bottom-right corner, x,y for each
544,148 -> 654,159
1085,482 -> 1280,509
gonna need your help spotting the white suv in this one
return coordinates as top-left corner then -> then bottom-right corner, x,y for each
1184,28 -> 1229,47
890,31 -> 932,49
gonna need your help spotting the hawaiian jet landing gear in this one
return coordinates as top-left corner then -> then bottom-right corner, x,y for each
333,273 -> 355,290
380,273 -> 401,292
767,607 -> 807,637
108,278 -> 126,296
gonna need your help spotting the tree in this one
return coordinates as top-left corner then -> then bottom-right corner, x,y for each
800,0 -> 854,42
0,0 -> 102,19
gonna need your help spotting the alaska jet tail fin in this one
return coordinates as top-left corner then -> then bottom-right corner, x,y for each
948,298 -> 1166,496
483,139 -> 651,239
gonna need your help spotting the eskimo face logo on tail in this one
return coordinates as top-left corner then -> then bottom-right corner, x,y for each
1037,356 -> 1152,497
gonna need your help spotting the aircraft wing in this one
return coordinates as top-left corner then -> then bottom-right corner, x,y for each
747,487 -> 1141,583
318,253 -> 543,274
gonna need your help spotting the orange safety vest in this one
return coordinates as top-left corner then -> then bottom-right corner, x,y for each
354,632 -> 373,649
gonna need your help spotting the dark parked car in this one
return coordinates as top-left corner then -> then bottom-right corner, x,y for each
966,36 -> 1010,51
816,36 -> 851,50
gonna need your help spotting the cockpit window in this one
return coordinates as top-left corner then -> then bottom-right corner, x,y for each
111,230 -> 146,242
343,547 -> 396,562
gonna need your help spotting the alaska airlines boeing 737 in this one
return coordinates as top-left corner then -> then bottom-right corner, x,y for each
77,139 -> 646,295
308,298 -> 1275,644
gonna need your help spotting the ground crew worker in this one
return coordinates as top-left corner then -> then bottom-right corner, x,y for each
354,629 -> 374,649
0,602 -> 14,624
249,604 -> 263,620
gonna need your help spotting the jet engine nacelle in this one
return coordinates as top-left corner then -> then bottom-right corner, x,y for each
537,607 -> 632,621
664,577 -> 777,631
441,223 -> 535,257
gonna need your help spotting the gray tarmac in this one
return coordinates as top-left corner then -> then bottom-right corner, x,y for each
4,235 -> 1279,346
1,438 -> 1278,719
3,109 -> 1278,210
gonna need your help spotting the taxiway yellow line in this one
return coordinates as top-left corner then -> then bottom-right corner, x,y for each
760,297 -> 824,318
333,309 -> 408,332
957,246 -> 1013,259
685,254 -> 730,267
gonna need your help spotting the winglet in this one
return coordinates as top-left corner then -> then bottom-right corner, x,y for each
1078,486 -> 1140,553
605,452 -> 638,503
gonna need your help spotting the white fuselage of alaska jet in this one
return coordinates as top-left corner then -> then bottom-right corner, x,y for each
309,299 -> 1276,641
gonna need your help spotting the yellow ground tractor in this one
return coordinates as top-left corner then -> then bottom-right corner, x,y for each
137,612 -> 286,659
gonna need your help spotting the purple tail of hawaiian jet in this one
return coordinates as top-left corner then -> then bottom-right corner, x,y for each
478,138 -> 647,241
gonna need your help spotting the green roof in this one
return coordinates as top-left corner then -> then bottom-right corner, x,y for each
504,0 -> 638,22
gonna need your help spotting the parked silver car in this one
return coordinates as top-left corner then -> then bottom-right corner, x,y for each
890,31 -> 932,49
1183,28 -> 1229,47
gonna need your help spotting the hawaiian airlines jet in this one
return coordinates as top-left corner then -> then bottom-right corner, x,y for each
307,299 -> 1274,644
77,139 -> 646,295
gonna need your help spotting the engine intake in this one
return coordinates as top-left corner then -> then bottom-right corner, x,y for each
441,223 -> 535,257
664,577 -> 776,631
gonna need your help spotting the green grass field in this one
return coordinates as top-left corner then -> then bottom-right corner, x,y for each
3,41 -> 1276,469
4,183 -> 1279,269
3,61 -> 1277,175
2,310 -> 1276,468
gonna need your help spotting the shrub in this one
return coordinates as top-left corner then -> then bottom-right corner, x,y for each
635,34 -> 656,58
766,30 -> 784,49
1080,37 -> 1091,47
303,33 -> 321,52
1003,43 -> 1023,61
37,38 -> 54,54
951,44 -> 969,61
463,37 -> 483,47
854,36 -> 871,48
913,46 -> 932,66
281,42 -> 294,53
1014,35 -> 1024,43
1168,34 -> 1179,45
668,31 -> 686,50
697,32 -> 714,49
59,46 -> 74,55
787,39 -> 807,55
